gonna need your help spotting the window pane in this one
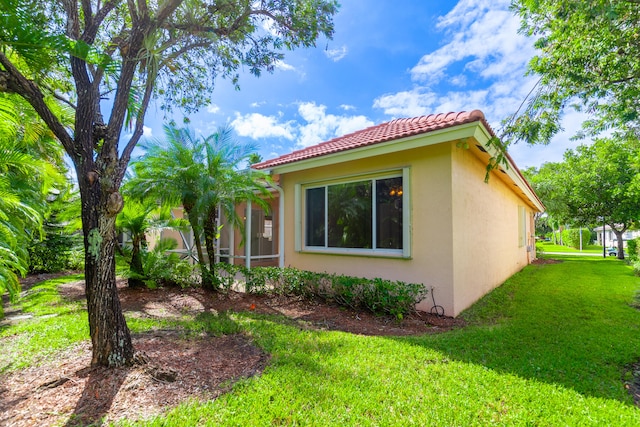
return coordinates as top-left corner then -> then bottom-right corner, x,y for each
328,181 -> 372,248
376,177 -> 403,249
306,187 -> 326,246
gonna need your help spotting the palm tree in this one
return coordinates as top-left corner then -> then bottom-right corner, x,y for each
199,127 -> 271,278
116,197 -> 188,287
127,124 -> 270,289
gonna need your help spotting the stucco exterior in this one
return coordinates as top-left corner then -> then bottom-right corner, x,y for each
254,113 -> 543,317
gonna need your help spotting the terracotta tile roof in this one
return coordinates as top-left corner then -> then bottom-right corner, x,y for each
252,110 -> 494,170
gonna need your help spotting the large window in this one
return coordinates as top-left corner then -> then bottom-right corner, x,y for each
304,174 -> 404,253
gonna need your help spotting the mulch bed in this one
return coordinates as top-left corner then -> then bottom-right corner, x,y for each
0,274 -> 464,426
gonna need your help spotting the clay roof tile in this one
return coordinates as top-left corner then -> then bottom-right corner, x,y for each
252,110 -> 494,170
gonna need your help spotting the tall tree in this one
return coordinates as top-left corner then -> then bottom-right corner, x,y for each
522,163 -> 571,243
561,139 -> 640,259
507,0 -> 640,144
127,125 -> 270,288
0,0 -> 337,366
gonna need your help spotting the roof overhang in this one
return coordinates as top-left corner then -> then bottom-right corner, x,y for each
256,120 -> 544,212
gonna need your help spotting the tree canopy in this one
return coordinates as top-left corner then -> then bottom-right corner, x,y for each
127,125 -> 271,288
525,138 -> 640,259
507,0 -> 640,144
0,0 -> 337,367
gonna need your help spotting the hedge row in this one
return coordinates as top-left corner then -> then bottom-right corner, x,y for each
213,264 -> 428,319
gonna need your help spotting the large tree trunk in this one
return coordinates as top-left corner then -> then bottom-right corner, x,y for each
77,161 -> 134,367
611,227 -> 626,260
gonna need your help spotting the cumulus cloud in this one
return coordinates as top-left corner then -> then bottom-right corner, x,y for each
274,60 -> 296,72
296,102 -> 374,148
206,103 -> 220,114
325,45 -> 348,62
229,103 -> 374,150
373,0 -> 538,130
373,90 -> 438,117
230,112 -> 295,140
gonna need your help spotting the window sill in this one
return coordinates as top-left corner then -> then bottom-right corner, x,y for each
300,247 -> 409,259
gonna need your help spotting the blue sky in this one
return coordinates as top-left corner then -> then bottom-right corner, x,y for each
141,0 -> 586,170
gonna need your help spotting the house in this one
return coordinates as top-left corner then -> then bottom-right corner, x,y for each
170,110 -> 544,317
593,225 -> 640,247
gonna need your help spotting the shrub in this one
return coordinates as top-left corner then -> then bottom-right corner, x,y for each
627,238 -> 639,261
28,232 -> 84,273
561,228 -> 591,249
224,266 -> 428,318
127,238 -> 199,288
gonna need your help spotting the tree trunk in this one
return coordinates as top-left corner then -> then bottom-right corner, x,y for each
128,235 -> 146,288
203,205 -> 218,284
78,164 -> 135,367
611,227 -> 626,260
185,206 -> 213,289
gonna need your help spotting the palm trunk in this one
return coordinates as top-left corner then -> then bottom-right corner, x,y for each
128,235 -> 145,288
203,205 -> 218,283
185,206 -> 213,288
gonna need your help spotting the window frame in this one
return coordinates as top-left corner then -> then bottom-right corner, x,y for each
295,168 -> 411,258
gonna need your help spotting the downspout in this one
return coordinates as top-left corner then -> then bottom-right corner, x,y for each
271,179 -> 285,268
246,200 -> 252,269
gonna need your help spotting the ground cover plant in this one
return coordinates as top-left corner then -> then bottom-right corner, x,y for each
1,256 -> 640,426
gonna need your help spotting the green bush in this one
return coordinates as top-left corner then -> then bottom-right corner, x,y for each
627,238 -> 639,261
28,232 -> 84,273
560,228 -> 591,249
633,260 -> 640,277
220,266 -> 428,318
127,238 -> 199,288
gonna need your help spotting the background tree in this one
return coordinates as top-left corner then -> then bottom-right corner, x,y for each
522,162 -> 571,243
507,0 -> 640,144
0,93 -> 67,311
127,125 -> 270,288
561,139 -> 640,259
0,0 -> 337,366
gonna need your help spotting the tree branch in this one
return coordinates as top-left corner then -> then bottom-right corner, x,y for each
0,53 -> 75,159
118,72 -> 154,182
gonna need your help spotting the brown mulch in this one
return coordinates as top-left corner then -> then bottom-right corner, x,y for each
0,273 -> 465,426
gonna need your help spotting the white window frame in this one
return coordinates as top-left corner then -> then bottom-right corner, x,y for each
518,205 -> 527,248
295,168 -> 411,258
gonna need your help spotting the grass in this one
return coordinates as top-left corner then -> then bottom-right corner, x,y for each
0,274 -> 87,372
537,241 -> 606,254
3,258 -> 640,425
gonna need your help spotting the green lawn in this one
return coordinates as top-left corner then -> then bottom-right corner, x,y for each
536,241 -> 606,254
3,258 -> 640,426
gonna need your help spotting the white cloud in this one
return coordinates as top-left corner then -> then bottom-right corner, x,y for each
229,103 -> 374,149
373,90 -> 438,117
230,112 -> 296,140
143,126 -> 152,137
296,102 -> 374,148
411,7 -> 532,84
373,0 -> 541,135
206,103 -> 220,114
340,104 -> 356,111
275,60 -> 296,72
325,45 -> 348,62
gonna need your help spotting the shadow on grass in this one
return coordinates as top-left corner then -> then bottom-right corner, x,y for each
396,256 -> 640,404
